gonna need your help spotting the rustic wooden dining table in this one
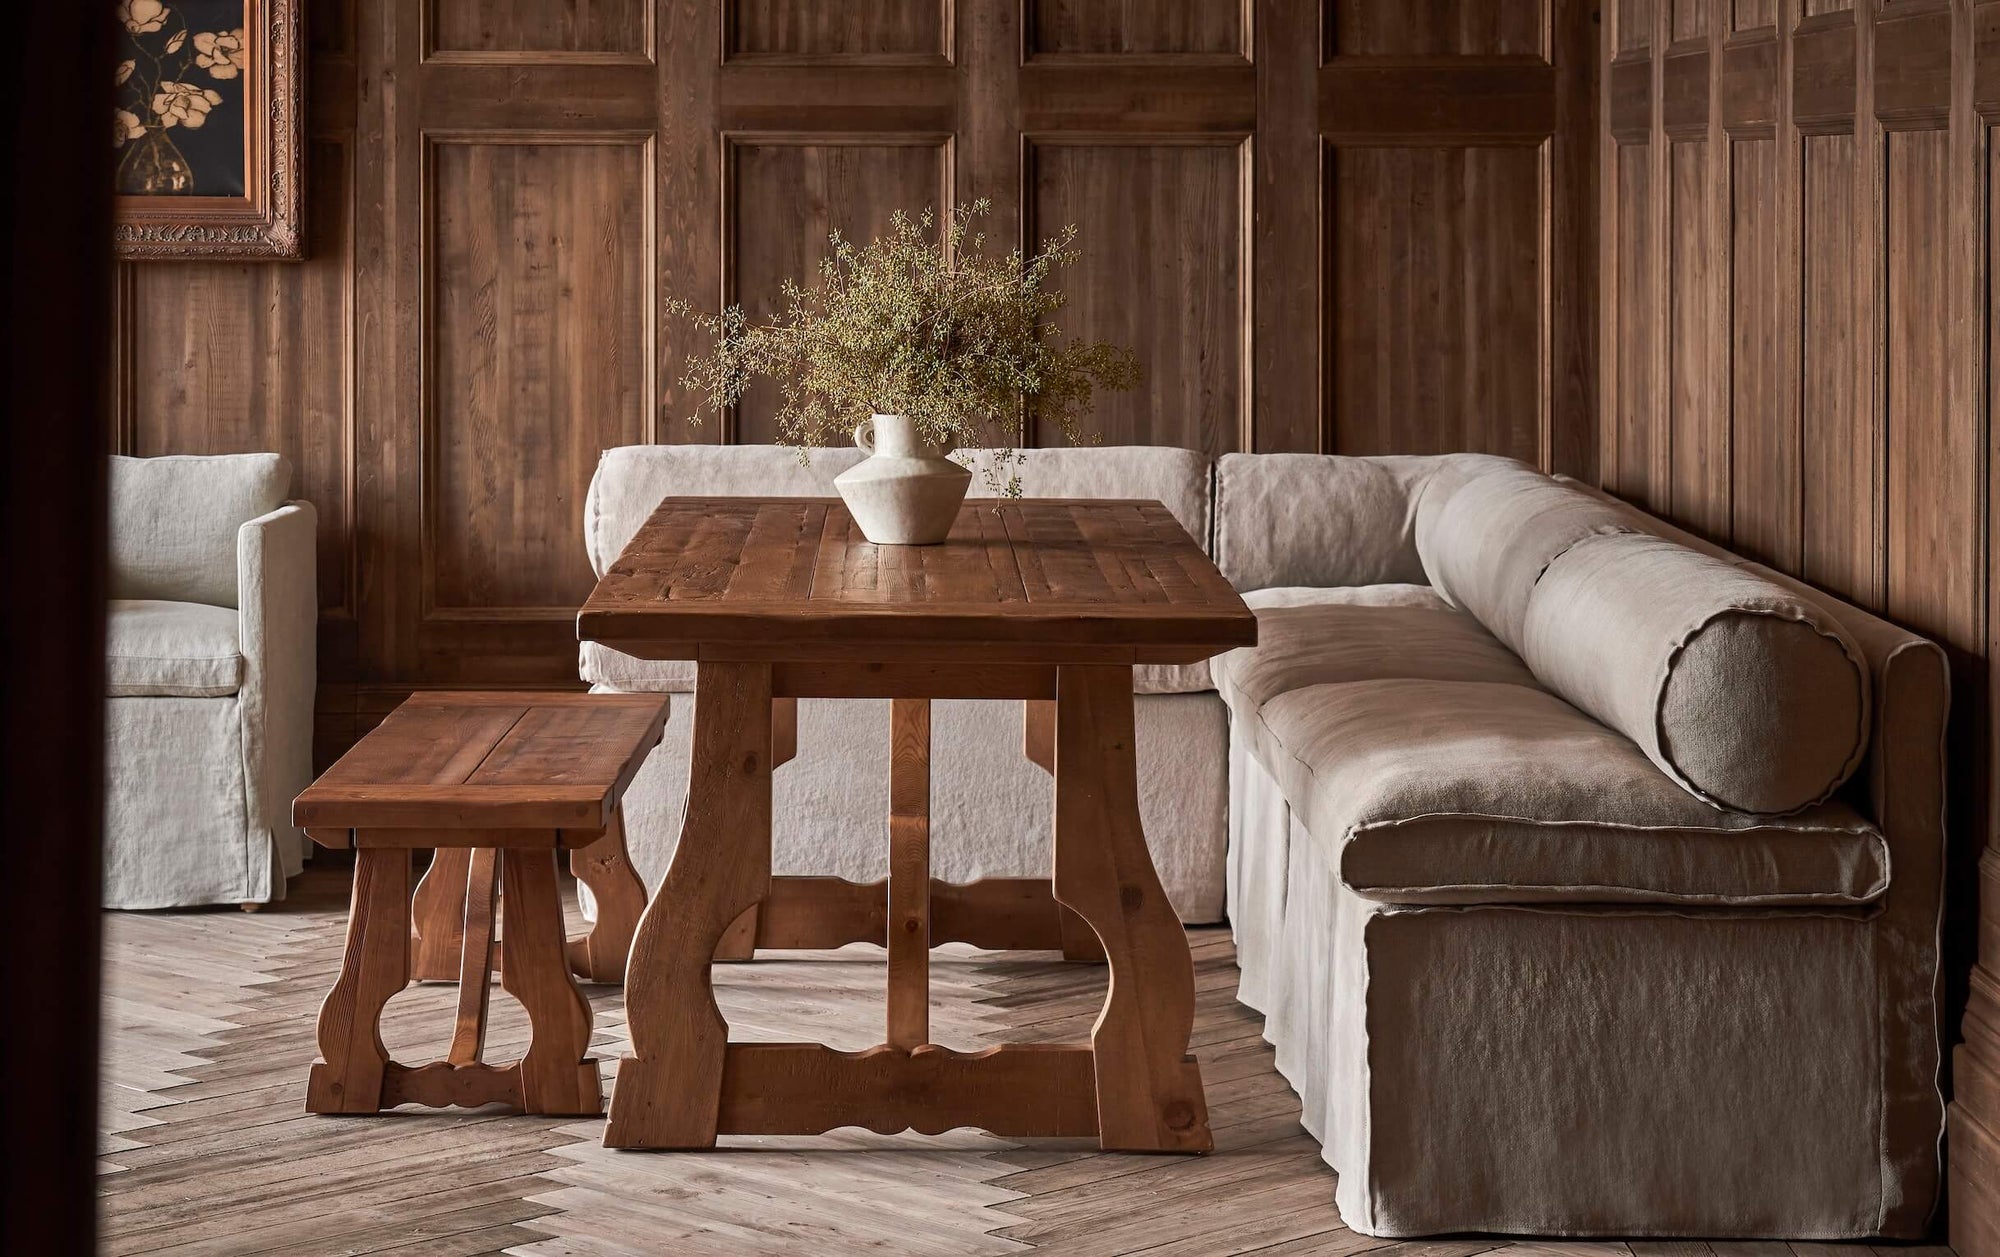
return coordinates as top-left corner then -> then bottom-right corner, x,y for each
578,496 -> 1256,1152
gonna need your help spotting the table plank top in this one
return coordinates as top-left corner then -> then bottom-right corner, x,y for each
576,498 -> 1258,664
293,692 -> 670,832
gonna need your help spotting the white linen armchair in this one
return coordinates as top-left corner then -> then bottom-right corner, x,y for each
104,454 -> 317,908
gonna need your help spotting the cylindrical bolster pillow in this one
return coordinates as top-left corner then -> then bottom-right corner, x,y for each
1520,533 -> 1870,815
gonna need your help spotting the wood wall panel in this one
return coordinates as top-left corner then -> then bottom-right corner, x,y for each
1027,142 -> 1247,454
428,140 -> 651,613
1883,126 -> 1976,648
1613,142 -> 1664,510
1027,0 -> 1244,57
1726,135 -> 1794,567
726,0 -> 947,62
1330,0 -> 1546,58
727,139 -> 950,444
1798,130 -> 1875,606
1669,140 -> 1727,537
1599,4 -> 1995,1241
113,0 -> 1598,755
431,0 -> 650,56
1328,144 -> 1544,459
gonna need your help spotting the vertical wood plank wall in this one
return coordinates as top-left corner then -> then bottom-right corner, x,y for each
107,0 -> 1595,753
1598,1 -> 1996,1243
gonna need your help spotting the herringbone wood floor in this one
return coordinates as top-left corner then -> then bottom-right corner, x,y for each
97,867 -> 1950,1256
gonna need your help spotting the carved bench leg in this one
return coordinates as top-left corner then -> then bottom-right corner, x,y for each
449,848 -> 500,1065
607,661 -> 774,1148
307,847 -> 412,1114
411,847 -> 471,982
1052,665 -> 1211,1153
888,699 -> 931,1049
567,808 -> 645,983
503,847 -> 602,1116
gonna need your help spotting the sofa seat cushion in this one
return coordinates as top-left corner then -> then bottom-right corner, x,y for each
580,641 -> 1211,696
1211,584 -> 1536,714
1244,676 -> 1887,906
106,599 -> 244,698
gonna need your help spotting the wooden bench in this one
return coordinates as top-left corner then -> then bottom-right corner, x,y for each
292,692 -> 668,1115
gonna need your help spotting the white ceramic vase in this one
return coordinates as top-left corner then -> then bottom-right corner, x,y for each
833,413 -> 972,545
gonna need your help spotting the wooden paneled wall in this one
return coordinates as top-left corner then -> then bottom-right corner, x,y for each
110,0 -> 1596,749
1597,1 -> 1998,1244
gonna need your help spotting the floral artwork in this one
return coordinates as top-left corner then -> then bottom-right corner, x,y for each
114,0 -> 248,197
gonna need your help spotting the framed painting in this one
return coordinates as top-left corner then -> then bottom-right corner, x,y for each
113,0 -> 303,259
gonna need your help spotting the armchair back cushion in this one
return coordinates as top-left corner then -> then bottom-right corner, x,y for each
110,453 -> 292,608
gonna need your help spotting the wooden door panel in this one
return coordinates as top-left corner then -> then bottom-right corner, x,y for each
1330,0 -> 1546,58
1026,140 -> 1248,455
1026,0 -> 1246,58
428,138 -> 652,615
726,139 -> 951,445
430,0 -> 651,56
725,0 -> 948,61
1329,143 -> 1544,459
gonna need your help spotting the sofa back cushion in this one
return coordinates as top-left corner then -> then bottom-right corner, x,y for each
585,444 -> 864,575
110,453 -> 292,608
953,446 -> 1213,550
1519,531 -> 1870,814
1216,453 -> 1487,590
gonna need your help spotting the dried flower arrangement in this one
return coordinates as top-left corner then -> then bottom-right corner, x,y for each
667,200 -> 1141,494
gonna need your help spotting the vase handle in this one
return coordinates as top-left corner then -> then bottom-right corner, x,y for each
853,417 -> 876,455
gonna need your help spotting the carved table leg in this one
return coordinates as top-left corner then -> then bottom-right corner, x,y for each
567,808 -> 646,983
306,847 -> 412,1114
449,848 -> 500,1065
502,846 -> 601,1115
606,661 -> 774,1148
1025,698 -> 1107,963
712,697 -> 796,964
888,699 -> 931,1049
410,847 -> 471,981
1051,665 -> 1211,1153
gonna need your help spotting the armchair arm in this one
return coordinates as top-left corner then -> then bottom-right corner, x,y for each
237,502 -> 319,884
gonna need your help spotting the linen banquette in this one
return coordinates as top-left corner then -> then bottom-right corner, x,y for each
579,444 -> 1945,1241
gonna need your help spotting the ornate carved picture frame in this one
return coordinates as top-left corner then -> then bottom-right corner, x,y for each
113,0 -> 303,259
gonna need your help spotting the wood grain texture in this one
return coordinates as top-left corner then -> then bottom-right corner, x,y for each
1799,130 -> 1876,607
410,845 -> 473,981
726,0 -> 946,61
294,692 -> 669,831
500,848 -> 603,1115
431,0 -> 649,55
305,848 -> 410,1114
1727,135 -> 1796,569
606,660 -> 774,1149
1052,664 -> 1209,1152
729,139 -> 949,444
1331,0 -> 1545,57
566,808 -> 647,982
1328,143 -> 1544,460
1669,139 -> 1727,538
1027,0 -> 1244,57
579,498 -> 1256,662
1026,141 -> 1247,455
448,847 -> 500,1064
888,698 -> 933,1049
429,138 -> 650,613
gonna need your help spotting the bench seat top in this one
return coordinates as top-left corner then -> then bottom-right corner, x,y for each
294,692 -> 669,838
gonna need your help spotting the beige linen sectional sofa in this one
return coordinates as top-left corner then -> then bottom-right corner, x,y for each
581,444 -> 1945,1241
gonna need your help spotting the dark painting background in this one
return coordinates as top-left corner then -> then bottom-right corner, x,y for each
115,0 -> 246,197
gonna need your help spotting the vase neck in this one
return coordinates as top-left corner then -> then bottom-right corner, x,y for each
867,413 -> 942,458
